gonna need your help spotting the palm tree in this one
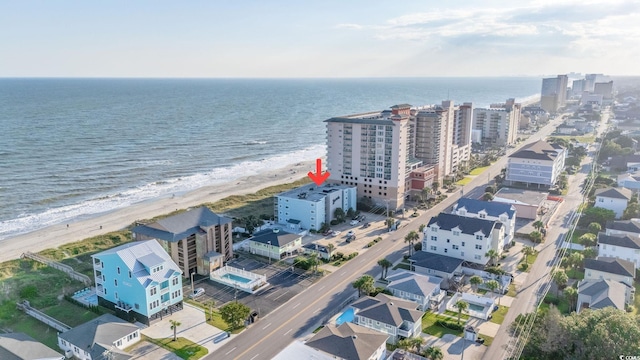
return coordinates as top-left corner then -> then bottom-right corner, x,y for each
485,279 -> 500,305
567,252 -> 585,273
418,223 -> 426,234
385,217 -> 395,230
169,320 -> 181,341
522,246 -> 535,264
404,231 -> 420,256
397,338 -> 412,351
552,270 -> 568,296
485,249 -> 500,266
532,220 -> 545,232
326,243 -> 335,258
377,258 -> 393,280
205,300 -> 216,321
410,337 -> 425,354
469,275 -> 483,293
432,181 -> 440,193
482,192 -> 494,201
529,231 -> 543,244
454,300 -> 468,324
308,252 -> 319,275
352,275 -> 375,297
421,187 -> 431,202
423,346 -> 444,360
564,287 -> 578,312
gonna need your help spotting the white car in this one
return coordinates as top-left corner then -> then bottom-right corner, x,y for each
189,287 -> 205,299
331,230 -> 341,236
346,230 -> 355,237
349,219 -> 359,225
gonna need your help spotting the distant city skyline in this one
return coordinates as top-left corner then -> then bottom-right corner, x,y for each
1,0 -> 639,78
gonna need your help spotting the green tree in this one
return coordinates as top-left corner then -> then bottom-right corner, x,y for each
334,208 -> 345,222
319,222 -> 330,233
397,338 -> 412,351
623,202 -> 640,220
409,336 -> 426,354
385,217 -> 395,230
377,258 -> 393,280
522,246 -> 536,264
423,346 -> 444,360
469,275 -> 483,293
404,230 -> 420,256
308,252 -> 319,274
352,274 -> 375,297
567,252 -> 585,272
220,302 -> 251,330
583,247 -> 598,259
454,300 -> 468,324
346,207 -> 355,219
530,231 -> 543,244
577,233 -> 597,247
587,222 -> 602,234
552,270 -> 568,296
579,207 -> 616,227
432,181 -> 440,193
485,279 -> 500,305
482,192 -> 494,201
421,187 -> 432,202
485,249 -> 500,266
564,287 -> 578,312
326,243 -> 335,258
169,320 -> 181,341
418,223 -> 426,233
533,220 -> 545,232
242,215 -> 262,235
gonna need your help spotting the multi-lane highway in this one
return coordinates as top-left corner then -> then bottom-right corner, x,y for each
209,113 -> 571,360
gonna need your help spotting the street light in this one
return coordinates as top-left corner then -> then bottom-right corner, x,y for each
190,271 -> 195,298
267,241 -> 272,264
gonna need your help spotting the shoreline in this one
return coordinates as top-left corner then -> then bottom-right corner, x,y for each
0,159 -> 317,263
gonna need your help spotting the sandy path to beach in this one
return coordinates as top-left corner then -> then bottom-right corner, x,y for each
0,160 -> 318,263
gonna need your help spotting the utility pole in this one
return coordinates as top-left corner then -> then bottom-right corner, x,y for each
190,271 -> 195,298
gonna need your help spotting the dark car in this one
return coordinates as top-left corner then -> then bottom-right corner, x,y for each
322,229 -> 332,236
361,222 -> 370,229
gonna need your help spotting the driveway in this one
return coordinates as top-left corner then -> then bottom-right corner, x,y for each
129,340 -> 180,360
422,333 -> 486,360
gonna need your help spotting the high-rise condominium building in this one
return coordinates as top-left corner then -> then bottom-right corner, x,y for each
540,75 -> 568,113
473,101 -> 519,147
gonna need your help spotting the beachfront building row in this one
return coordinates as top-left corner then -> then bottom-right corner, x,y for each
324,101 -> 473,210
275,182 -> 356,231
92,240 -> 183,325
132,206 -> 233,277
472,98 -> 520,148
541,75 -> 569,113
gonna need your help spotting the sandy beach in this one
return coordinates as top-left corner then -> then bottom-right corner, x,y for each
0,160 -> 318,263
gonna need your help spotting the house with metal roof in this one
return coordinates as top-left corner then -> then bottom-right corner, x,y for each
304,322 -> 389,360
132,206 -> 233,276
385,271 -> 445,311
349,294 -> 423,344
247,228 -> 302,260
594,187 -> 634,218
576,279 -> 629,313
505,140 -> 566,189
0,333 -> 64,360
92,240 -> 183,325
451,198 -> 517,246
597,230 -> 640,269
423,213 -> 505,266
584,257 -> 636,305
408,252 -> 464,280
57,314 -> 140,360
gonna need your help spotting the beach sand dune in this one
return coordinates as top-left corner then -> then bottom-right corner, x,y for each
0,160 -> 318,263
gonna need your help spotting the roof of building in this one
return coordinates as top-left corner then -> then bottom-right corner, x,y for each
386,271 -> 443,298
427,213 -> 497,237
584,257 -> 635,278
578,279 -> 627,311
0,333 -> 63,360
305,322 -> 389,360
132,207 -> 231,242
605,219 -> 640,236
390,104 -> 412,109
273,340 -> 334,360
277,182 -> 355,202
302,243 -> 329,254
493,187 -> 548,206
408,252 -> 464,274
249,229 -> 301,247
509,140 -> 563,161
351,293 -> 423,327
93,240 -> 181,288
452,198 -> 516,219
598,232 -> 640,249
594,187 -> 633,200
58,314 -> 138,360
325,116 -> 395,126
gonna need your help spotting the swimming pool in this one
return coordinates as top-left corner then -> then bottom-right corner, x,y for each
336,308 -> 355,325
468,303 -> 485,312
222,273 -> 252,284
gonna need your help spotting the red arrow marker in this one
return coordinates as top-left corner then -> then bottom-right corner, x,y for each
308,158 -> 330,186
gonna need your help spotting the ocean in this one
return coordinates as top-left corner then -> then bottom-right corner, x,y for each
0,77 -> 540,240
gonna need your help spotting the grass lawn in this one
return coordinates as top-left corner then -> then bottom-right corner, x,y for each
456,177 -> 473,186
549,135 -> 596,144
478,334 -> 494,347
507,283 -> 517,297
3,314 -> 60,350
470,166 -> 490,176
422,312 -> 464,338
540,294 -> 571,315
476,289 -> 488,295
489,306 -> 509,325
392,262 -> 411,271
565,268 -> 585,280
519,252 -> 538,272
443,310 -> 470,320
633,282 -> 640,315
145,336 -> 208,360
313,325 -> 324,333
42,301 -> 100,327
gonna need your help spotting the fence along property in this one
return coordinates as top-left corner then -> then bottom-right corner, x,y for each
21,251 -> 92,286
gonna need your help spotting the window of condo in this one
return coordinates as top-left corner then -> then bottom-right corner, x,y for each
453,231 -> 460,236
117,267 -> 120,274
431,236 -> 437,241
475,244 -> 482,250
114,279 -> 118,286
476,235 -> 483,240
430,246 -> 436,251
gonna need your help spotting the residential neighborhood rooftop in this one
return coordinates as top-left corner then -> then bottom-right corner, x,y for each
452,198 -> 516,219
386,271 -> 443,298
509,140 -> 563,161
598,232 -> 640,249
578,279 -> 627,312
584,257 -> 635,277
427,212 -> 498,237
58,314 -> 139,360
594,187 -> 634,200
277,182 -> 355,202
493,187 -> 549,206
304,322 -> 389,360
409,252 -> 464,274
250,228 -> 301,247
351,293 -> 423,327
132,206 -> 232,242
0,332 -> 63,360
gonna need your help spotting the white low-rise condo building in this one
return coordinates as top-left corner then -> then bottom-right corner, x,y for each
505,140 -> 566,189
275,183 -> 356,231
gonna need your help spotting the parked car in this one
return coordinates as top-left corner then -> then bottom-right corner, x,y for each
331,230 -> 341,236
346,234 -> 356,243
322,229 -> 332,236
346,230 -> 354,237
361,222 -> 370,229
349,219 -> 359,225
189,287 -> 205,299
359,215 -> 366,221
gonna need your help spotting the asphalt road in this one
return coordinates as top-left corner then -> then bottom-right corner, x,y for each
209,114 -> 574,360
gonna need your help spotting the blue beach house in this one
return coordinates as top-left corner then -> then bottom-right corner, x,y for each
92,240 -> 183,325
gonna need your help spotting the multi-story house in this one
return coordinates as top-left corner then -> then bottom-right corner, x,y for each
304,323 -> 389,360
422,213 -> 505,266
594,187 -> 633,219
350,294 -> 423,344
451,198 -> 516,247
585,256 -> 636,293
385,271 -> 445,311
505,140 -> 566,189
598,230 -> 640,269
472,107 -> 518,147
92,240 -> 183,325
275,183 -> 356,231
132,206 -> 232,276
247,228 -> 302,260
577,279 -> 628,313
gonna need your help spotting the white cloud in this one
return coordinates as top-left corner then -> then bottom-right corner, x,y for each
334,23 -> 363,30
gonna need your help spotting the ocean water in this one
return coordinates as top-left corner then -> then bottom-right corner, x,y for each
0,78 -> 540,240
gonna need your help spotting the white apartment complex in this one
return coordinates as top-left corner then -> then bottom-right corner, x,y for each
275,183 -> 357,230
422,212 -> 505,266
472,106 -> 518,147
505,140 -> 566,189
451,198 -> 516,246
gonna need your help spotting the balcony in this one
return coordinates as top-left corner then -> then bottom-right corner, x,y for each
114,300 -> 133,313
93,260 -> 102,270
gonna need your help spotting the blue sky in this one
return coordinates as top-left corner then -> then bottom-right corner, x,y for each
1,0 -> 639,77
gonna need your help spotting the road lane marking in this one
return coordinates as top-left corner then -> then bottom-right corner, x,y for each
314,308 -> 321,314
292,302 -> 300,309
339,272 -> 346,276
225,347 -> 237,355
250,355 -> 260,360
274,290 -> 290,301
284,329 -> 292,336
262,323 -> 272,330
318,286 -> 325,291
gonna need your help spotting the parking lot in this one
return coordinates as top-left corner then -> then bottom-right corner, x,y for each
188,255 -> 317,317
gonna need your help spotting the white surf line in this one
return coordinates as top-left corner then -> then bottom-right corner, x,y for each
263,323 -> 272,330
225,347 -> 237,355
